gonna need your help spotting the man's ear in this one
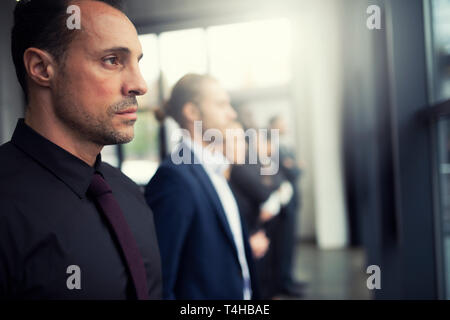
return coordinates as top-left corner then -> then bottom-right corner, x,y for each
182,102 -> 202,123
23,48 -> 56,89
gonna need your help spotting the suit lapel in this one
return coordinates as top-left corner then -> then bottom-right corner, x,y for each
188,161 -> 240,259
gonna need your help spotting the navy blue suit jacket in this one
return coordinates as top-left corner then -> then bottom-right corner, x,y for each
144,151 -> 259,300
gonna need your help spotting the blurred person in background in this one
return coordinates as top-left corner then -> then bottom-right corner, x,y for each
222,122 -> 271,263
238,105 -> 258,132
269,115 -> 307,297
229,128 -> 293,299
145,74 -> 259,300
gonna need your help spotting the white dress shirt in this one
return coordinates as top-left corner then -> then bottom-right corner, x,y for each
182,137 -> 252,300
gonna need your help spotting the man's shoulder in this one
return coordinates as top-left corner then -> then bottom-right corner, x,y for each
152,155 -> 200,183
0,140 -> 25,164
146,156 -> 203,197
0,141 -> 35,185
0,143 -> 34,218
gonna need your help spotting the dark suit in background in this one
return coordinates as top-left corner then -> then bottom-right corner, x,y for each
277,145 -> 303,292
145,148 -> 259,300
229,161 -> 283,299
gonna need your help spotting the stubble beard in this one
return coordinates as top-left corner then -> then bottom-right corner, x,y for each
53,81 -> 138,146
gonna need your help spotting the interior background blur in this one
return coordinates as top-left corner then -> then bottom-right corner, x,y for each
1,0 -> 450,299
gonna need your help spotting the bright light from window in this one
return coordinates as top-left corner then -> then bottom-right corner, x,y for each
137,33 -> 160,110
207,18 -> 292,91
159,28 -> 208,97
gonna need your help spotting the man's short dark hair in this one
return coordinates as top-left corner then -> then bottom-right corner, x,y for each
11,0 -> 123,102
163,73 -> 217,129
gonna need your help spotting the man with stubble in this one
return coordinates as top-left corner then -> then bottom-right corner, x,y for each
0,0 -> 162,299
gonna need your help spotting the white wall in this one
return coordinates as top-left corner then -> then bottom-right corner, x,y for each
290,1 -> 349,248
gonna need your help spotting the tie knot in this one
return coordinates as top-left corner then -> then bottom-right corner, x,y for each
88,173 -> 112,197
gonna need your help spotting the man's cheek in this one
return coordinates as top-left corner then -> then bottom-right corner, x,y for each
89,76 -> 118,97
76,65 -> 120,97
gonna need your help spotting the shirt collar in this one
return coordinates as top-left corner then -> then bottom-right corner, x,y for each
181,135 -> 230,176
11,119 -> 103,199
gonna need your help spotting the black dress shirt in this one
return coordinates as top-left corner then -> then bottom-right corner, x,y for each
0,119 -> 162,299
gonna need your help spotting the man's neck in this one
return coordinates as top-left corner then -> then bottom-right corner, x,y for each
25,103 -> 102,167
186,127 -> 223,154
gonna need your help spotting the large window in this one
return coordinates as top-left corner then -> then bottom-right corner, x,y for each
427,0 -> 450,104
207,18 -> 292,91
159,28 -> 209,97
438,118 -> 450,230
109,34 -> 161,185
438,117 -> 450,298
426,0 -> 450,299
103,17 -> 295,185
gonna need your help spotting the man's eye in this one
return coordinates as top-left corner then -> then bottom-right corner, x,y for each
103,56 -> 119,65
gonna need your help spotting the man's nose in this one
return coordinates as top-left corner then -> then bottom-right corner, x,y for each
123,65 -> 148,96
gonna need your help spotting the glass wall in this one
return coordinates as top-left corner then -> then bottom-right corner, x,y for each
427,0 -> 450,104
438,117 -> 450,298
207,18 -> 292,90
120,33 -> 160,184
104,17 -> 295,185
426,0 -> 450,299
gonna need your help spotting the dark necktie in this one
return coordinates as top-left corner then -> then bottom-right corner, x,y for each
88,172 -> 149,300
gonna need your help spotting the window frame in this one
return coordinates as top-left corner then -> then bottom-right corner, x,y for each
110,13 -> 297,186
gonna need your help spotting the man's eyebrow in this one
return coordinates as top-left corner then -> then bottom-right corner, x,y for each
101,47 -> 144,61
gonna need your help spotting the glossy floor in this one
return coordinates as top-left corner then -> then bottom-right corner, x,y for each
285,242 -> 372,300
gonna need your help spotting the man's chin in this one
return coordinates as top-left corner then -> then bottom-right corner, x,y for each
102,127 -> 135,145
117,130 -> 135,144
